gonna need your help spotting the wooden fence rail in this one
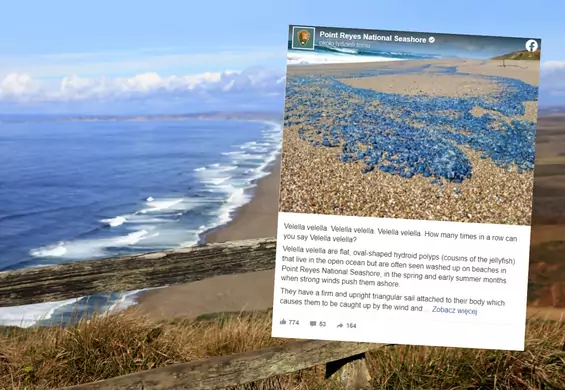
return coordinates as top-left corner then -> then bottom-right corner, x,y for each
0,238 -> 387,389
0,238 -> 277,307
57,339 -> 385,390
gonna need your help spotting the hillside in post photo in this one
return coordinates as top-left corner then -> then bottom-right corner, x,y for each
280,27 -> 541,225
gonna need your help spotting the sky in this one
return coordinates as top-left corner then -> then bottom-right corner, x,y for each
0,0 -> 564,114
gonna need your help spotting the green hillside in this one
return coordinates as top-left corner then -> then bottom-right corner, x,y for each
492,49 -> 541,60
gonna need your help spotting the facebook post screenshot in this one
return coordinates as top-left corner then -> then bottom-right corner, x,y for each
272,25 -> 541,350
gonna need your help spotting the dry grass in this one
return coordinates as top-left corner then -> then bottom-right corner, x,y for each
0,309 -> 564,389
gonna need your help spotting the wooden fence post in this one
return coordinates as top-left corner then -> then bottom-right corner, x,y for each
325,352 -> 371,389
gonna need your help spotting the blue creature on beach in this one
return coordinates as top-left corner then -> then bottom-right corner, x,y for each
284,66 -> 538,185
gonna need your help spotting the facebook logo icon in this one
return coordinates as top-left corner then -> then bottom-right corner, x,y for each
525,39 -> 539,52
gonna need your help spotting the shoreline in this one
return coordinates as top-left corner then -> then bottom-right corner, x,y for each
197,154 -> 281,245
134,154 -> 281,321
196,120 -> 282,246
195,119 -> 281,246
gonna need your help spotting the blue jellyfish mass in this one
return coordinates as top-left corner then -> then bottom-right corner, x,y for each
284,65 -> 538,185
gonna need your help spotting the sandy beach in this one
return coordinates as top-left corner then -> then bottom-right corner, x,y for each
136,158 -> 280,321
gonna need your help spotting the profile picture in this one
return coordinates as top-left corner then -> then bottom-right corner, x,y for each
292,26 -> 315,50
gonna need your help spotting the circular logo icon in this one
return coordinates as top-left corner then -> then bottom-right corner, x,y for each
428,36 -> 435,43
525,39 -> 538,52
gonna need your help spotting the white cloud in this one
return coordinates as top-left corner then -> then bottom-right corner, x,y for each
0,73 -> 38,97
0,67 -> 286,104
542,61 -> 565,70
2,60 -> 564,107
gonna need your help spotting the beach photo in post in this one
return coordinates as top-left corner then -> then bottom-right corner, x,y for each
280,27 -> 541,225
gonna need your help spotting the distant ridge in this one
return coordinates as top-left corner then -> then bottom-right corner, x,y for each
539,106 -> 565,115
0,111 -> 283,124
492,50 -> 540,61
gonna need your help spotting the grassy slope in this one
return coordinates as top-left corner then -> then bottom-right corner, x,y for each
529,115 -> 565,307
0,309 -> 564,389
492,50 -> 541,60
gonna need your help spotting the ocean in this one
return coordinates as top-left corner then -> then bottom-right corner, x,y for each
287,43 -> 440,65
0,118 -> 282,327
